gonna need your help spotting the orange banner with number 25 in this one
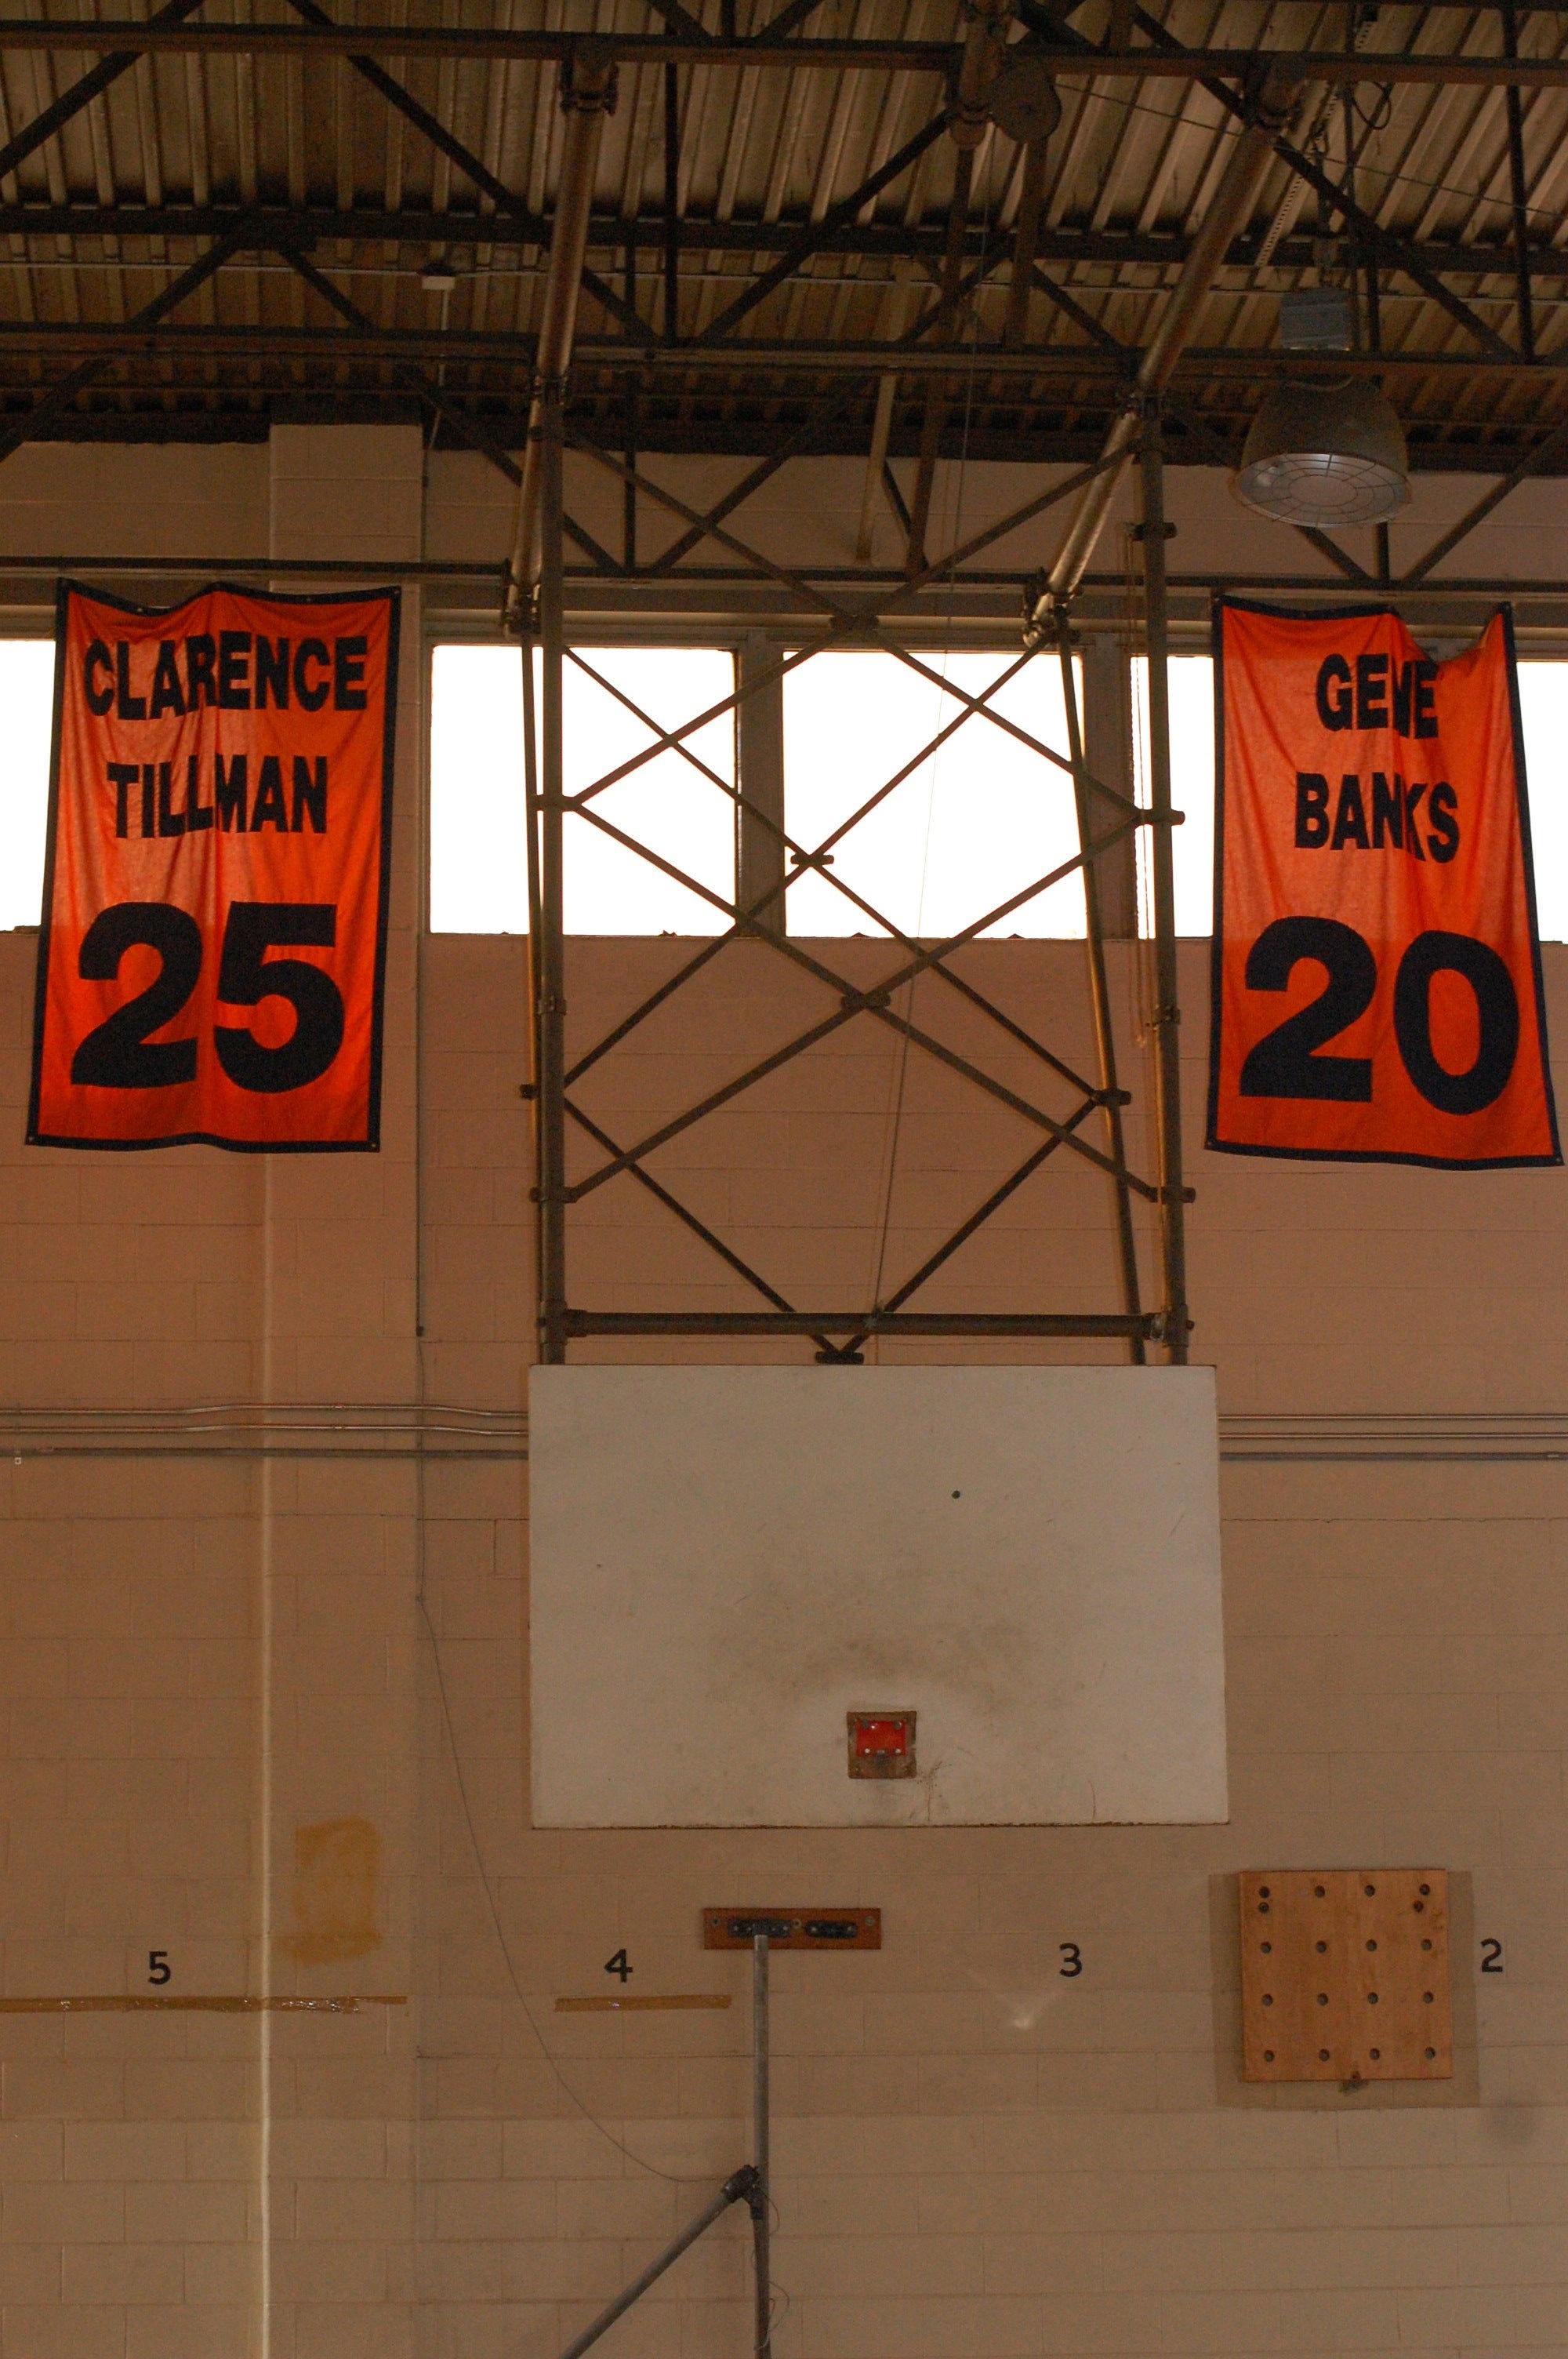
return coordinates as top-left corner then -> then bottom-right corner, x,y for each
1207,598 -> 1559,1169
28,580 -> 397,1151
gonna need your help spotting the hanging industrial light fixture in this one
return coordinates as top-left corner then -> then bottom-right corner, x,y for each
1232,378 -> 1411,527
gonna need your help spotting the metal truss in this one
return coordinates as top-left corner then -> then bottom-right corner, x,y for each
0,0 -> 1564,476
0,205 -> 1562,296
521,389 -> 1192,1366
9,18 -> 1568,85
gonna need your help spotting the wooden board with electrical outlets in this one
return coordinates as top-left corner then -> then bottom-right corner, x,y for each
1240,1870 -> 1451,2082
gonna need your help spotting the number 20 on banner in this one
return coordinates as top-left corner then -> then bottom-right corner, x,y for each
1207,599 -> 1559,1170
28,582 -> 397,1152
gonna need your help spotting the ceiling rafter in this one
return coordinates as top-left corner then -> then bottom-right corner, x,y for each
0,2 -> 1562,474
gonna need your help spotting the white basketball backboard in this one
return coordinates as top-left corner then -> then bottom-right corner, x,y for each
529,1365 -> 1226,1828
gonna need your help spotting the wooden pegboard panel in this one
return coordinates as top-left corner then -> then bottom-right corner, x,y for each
1240,1870 -> 1451,2083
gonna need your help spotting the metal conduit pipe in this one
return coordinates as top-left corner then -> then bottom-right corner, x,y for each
1028,64 -> 1298,624
503,42 -> 616,632
902,2 -> 1011,572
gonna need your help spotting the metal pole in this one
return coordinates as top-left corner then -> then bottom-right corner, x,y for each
1503,0 -> 1536,358
1137,409 -> 1189,1365
503,43 -> 615,630
753,1933 -> 771,2359
557,2168 -> 760,2359
1054,610 -> 1145,1365
855,373 -> 898,563
537,387 -> 568,1365
522,625 -> 544,1343
1029,64 -> 1297,620
737,634 -> 787,938
1003,140 -> 1049,348
664,63 -> 681,343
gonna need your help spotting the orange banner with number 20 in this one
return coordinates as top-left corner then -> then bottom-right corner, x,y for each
28,580 -> 397,1151
1207,598 -> 1559,1169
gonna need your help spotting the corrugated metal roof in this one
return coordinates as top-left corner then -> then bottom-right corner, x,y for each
0,0 -> 1561,464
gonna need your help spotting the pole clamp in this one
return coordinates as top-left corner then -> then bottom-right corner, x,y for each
725,2165 -> 767,2222
1020,568 -> 1065,650
561,39 -> 619,114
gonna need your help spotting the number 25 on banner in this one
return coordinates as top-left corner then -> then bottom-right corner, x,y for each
71,903 -> 346,1096
28,582 -> 397,1151
1207,599 -> 1559,1170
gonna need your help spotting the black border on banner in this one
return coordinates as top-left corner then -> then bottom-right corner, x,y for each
1205,591 -> 1563,1172
26,576 -> 401,1154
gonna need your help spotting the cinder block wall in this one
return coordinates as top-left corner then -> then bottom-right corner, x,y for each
0,437 -> 1565,2359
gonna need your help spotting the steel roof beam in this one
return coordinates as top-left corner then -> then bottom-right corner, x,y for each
0,204 -> 1559,292
0,24 -> 959,65
1122,0 -> 1520,361
2,320 -> 1567,380
12,24 -> 1568,76
280,0 -> 652,347
0,219 -> 276,468
0,0 -> 209,187
694,111 -> 952,346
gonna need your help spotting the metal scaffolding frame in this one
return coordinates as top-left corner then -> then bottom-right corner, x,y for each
519,383 -> 1192,1368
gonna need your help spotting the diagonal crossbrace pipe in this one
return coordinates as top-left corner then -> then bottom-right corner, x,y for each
557,2168 -> 761,2359
1027,63 -> 1298,621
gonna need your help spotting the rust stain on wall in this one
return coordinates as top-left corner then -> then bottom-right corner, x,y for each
287,1818 -> 382,1963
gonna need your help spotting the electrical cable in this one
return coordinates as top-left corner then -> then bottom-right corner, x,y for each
1082,73 -> 1568,236
415,1586 -> 704,2186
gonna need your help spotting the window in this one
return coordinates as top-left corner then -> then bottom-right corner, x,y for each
0,629 -> 1525,945
430,644 -> 1568,943
430,644 -> 734,934
0,642 -> 58,929
1514,665 -> 1568,943
781,650 -> 1086,939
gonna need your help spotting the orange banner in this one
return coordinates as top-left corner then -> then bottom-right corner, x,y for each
28,581 -> 398,1151
1207,598 -> 1559,1169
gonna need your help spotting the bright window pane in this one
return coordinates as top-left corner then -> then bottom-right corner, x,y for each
562,649 -> 733,934
1516,664 -> 1568,941
782,651 -> 1085,938
430,645 -> 528,932
0,642 -> 56,929
1133,654 -> 1214,938
430,644 -> 735,934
